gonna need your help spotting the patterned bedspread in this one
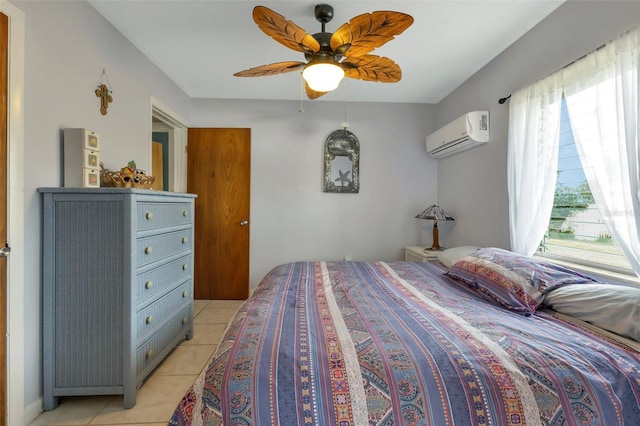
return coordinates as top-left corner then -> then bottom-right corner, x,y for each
170,261 -> 640,425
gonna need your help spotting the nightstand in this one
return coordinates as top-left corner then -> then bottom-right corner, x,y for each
405,246 -> 441,262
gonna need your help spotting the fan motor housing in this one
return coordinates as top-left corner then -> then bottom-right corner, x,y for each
306,32 -> 342,62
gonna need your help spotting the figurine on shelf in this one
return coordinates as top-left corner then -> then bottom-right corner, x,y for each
120,160 -> 140,177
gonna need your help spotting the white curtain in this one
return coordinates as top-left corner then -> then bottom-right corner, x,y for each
563,27 -> 640,276
507,73 -> 564,256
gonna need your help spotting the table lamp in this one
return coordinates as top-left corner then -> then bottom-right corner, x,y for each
415,204 -> 455,251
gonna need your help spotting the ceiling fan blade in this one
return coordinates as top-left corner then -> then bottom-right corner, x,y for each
253,6 -> 320,54
305,82 -> 329,100
342,55 -> 402,83
330,11 -> 413,58
234,61 -> 306,77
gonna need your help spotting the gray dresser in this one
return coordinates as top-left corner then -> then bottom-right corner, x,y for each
39,188 -> 197,410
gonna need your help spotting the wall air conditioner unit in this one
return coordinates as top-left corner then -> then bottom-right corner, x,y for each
426,111 -> 489,159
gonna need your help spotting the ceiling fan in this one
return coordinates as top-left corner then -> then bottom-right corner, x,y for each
234,4 -> 414,99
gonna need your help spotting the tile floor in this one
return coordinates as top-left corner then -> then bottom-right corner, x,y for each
29,299 -> 244,426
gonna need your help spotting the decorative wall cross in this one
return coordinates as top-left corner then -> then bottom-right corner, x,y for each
95,84 -> 113,115
95,69 -> 113,115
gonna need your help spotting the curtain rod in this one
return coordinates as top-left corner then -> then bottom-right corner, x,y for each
497,41 -> 609,105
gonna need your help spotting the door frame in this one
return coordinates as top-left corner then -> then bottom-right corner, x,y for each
149,96 -> 189,192
0,2 -> 25,425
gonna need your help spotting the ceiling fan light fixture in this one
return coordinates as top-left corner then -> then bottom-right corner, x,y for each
302,62 -> 345,92
237,6 -> 414,99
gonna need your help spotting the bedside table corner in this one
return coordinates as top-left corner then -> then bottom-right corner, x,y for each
404,246 -> 441,262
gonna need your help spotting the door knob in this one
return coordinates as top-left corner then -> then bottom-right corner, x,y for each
0,245 -> 10,258
240,220 -> 249,226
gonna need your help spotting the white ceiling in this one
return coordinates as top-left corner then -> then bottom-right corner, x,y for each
89,0 -> 564,104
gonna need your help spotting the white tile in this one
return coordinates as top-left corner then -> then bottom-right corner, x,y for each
194,306 -> 239,324
153,344 -> 216,376
192,299 -> 211,317
180,322 -> 227,346
89,375 -> 196,425
28,396 -> 115,425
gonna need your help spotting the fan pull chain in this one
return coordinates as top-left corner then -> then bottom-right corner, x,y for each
342,79 -> 349,129
298,73 -> 305,112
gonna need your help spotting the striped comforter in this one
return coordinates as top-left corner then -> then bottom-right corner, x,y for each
170,261 -> 640,425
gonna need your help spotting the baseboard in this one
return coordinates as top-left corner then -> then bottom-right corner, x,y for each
24,397 -> 43,425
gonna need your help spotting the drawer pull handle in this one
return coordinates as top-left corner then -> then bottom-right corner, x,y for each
182,291 -> 188,298
146,315 -> 153,324
182,317 -> 188,325
182,237 -> 188,244
182,210 -> 189,217
145,246 -> 153,254
145,212 -> 154,220
145,281 -> 153,289
182,264 -> 188,270
146,349 -> 154,359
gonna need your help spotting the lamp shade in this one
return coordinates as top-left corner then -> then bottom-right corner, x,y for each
415,205 -> 454,251
415,205 -> 454,221
302,62 -> 345,92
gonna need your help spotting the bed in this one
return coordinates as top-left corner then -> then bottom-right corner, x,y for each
170,247 -> 640,425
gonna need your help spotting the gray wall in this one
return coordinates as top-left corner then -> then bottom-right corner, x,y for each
435,0 -> 640,250
16,0 -> 192,416
190,99 -> 437,286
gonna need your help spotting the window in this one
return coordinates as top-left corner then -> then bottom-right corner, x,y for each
538,97 -> 633,273
508,26 -> 639,276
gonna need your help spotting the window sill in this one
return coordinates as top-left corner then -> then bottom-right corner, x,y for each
534,254 -> 640,287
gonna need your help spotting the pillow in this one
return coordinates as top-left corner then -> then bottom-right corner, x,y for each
544,283 -> 640,342
437,245 -> 480,268
446,247 -> 598,315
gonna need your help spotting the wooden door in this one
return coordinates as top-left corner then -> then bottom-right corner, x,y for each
151,131 -> 169,191
187,128 -> 250,300
151,142 -> 164,191
0,11 -> 8,424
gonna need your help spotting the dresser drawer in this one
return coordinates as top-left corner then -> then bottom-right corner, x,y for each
84,130 -> 100,150
136,306 -> 192,376
136,281 -> 191,343
84,149 -> 100,169
136,229 -> 192,267
137,202 -> 192,231
83,168 -> 100,188
137,254 -> 192,305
